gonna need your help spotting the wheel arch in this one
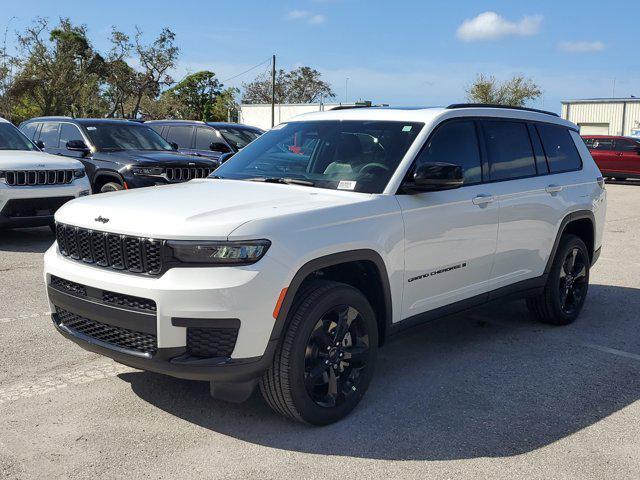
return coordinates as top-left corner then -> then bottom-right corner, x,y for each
545,210 -> 596,274
270,249 -> 393,347
92,171 -> 125,192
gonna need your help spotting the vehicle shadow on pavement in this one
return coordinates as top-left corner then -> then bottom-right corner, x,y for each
121,283 -> 640,461
0,227 -> 54,253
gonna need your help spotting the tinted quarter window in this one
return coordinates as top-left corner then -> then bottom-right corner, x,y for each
483,121 -> 536,181
165,126 -> 194,148
59,123 -> 84,147
416,120 -> 481,184
195,127 -> 219,150
39,122 -> 60,149
537,124 -> 582,173
615,138 -> 640,152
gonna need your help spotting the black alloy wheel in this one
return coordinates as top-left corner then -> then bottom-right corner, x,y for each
558,247 -> 588,316
304,305 -> 370,408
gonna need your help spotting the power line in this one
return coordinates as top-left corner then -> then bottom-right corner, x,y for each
221,57 -> 272,83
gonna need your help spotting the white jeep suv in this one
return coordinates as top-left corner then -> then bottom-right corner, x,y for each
44,105 -> 606,425
0,118 -> 90,230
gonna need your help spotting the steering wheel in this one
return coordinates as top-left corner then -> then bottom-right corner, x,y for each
358,163 -> 390,176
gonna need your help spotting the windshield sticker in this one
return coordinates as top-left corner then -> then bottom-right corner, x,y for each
87,126 -> 97,131
337,180 -> 357,190
402,125 -> 413,132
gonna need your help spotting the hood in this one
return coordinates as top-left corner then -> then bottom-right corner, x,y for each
97,150 -> 217,167
55,179 -> 368,239
0,150 -> 83,170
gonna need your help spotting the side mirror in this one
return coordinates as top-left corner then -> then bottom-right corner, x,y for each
407,162 -> 463,192
66,139 -> 90,154
35,140 -> 45,150
210,142 -> 232,153
170,141 -> 179,150
218,152 -> 235,164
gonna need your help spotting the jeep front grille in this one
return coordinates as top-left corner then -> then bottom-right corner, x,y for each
164,167 -> 213,182
3,169 -> 74,186
56,223 -> 163,275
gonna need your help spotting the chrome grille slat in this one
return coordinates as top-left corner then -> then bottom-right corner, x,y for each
3,169 -> 75,187
163,167 -> 212,183
56,223 -> 162,275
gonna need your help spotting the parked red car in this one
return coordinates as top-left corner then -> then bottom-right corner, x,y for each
582,135 -> 640,180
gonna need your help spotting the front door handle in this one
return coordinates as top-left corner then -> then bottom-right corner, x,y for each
545,184 -> 563,194
472,194 -> 495,206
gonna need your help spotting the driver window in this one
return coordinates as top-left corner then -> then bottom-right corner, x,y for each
415,120 -> 482,185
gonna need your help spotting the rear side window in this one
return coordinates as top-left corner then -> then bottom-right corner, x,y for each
416,120 -> 482,184
38,122 -> 60,149
20,123 -> 38,140
537,124 -> 582,173
165,126 -> 194,148
483,120 -> 536,181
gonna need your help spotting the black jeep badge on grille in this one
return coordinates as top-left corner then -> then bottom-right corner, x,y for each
95,216 -> 110,224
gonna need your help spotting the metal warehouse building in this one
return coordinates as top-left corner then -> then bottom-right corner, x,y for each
561,98 -> 640,137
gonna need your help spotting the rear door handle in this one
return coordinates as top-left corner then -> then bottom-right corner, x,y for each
545,184 -> 563,194
472,194 -> 495,206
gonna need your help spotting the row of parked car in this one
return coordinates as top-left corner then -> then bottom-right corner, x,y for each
0,117 -> 263,230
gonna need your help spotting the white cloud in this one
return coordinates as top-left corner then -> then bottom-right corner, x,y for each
285,10 -> 326,24
558,41 -> 605,53
457,12 -> 542,41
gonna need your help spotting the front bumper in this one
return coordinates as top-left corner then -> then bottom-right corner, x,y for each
44,244 -> 288,382
0,178 -> 90,228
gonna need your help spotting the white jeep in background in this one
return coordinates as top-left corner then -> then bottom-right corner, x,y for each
44,104 -> 606,425
0,118 -> 90,230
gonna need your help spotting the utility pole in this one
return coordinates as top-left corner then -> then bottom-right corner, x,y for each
271,54 -> 276,128
345,77 -> 350,104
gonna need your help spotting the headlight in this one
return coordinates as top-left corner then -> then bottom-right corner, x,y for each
132,167 -> 163,176
167,240 -> 271,265
74,168 -> 86,178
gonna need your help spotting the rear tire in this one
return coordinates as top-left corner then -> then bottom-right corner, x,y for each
526,234 -> 590,325
613,177 -> 626,181
100,182 -> 123,193
260,280 -> 378,425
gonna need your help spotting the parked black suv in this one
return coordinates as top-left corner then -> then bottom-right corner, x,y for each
19,118 -> 218,193
146,120 -> 263,162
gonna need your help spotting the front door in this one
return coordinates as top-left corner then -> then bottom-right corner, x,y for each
397,119 -> 498,319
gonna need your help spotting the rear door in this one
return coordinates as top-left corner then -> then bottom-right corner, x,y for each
482,119 -> 562,288
397,119 -> 499,318
613,137 -> 640,176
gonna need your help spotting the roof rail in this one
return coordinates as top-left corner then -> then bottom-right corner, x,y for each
446,103 -> 559,117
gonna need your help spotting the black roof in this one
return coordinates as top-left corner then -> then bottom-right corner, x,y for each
144,119 -> 263,132
24,117 -> 147,126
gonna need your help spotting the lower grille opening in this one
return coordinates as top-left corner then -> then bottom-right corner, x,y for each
187,327 -> 238,358
55,306 -> 157,355
1,197 -> 74,218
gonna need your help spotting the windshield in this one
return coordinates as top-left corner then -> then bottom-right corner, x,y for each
217,126 -> 263,150
0,123 -> 38,151
83,123 -> 174,152
213,120 -> 423,193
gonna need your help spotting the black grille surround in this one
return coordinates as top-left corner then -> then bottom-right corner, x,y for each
187,327 -> 239,358
55,306 -> 157,355
164,167 -> 213,182
2,169 -> 74,186
55,223 -> 163,276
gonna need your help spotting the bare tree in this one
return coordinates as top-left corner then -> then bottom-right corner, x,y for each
242,66 -> 334,104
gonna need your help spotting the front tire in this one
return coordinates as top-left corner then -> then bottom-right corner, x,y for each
100,182 -> 123,193
526,234 -> 590,325
260,281 -> 378,425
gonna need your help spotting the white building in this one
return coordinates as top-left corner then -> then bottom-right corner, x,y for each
561,98 -> 640,137
239,103 -> 360,131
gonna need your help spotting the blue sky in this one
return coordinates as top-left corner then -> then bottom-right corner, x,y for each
2,0 -> 638,112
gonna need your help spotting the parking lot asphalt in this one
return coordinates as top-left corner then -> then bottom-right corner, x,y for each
1,182 -> 639,480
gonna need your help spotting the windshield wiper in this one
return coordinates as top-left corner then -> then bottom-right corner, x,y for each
246,177 -> 315,186
100,147 -> 126,152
